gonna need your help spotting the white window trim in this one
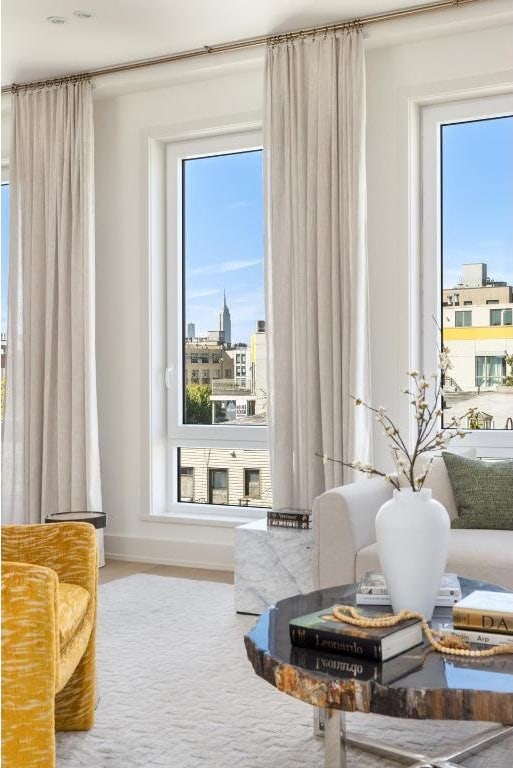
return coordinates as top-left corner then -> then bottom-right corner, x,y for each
145,114 -> 265,525
420,92 -> 513,456
161,127 -> 269,520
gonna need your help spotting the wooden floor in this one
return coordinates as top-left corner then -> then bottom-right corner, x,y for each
99,559 -> 234,585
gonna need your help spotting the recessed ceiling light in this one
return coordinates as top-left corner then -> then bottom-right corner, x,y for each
74,10 -> 95,19
46,16 -> 66,24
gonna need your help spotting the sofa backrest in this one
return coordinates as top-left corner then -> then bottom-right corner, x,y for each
422,448 -> 477,521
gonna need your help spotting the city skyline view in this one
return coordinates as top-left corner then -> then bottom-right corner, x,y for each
441,114 -> 513,431
183,149 -> 264,346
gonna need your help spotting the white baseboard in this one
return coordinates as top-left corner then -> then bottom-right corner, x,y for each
104,533 -> 234,571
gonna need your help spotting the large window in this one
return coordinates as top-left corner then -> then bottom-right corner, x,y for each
166,132 -> 271,514
422,94 -> 513,453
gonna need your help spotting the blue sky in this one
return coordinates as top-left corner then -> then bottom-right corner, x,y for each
1,121 -> 512,341
1,184 -> 9,336
183,150 -> 264,346
442,116 -> 513,288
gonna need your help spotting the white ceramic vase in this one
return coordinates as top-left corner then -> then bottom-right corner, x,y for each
375,488 -> 450,619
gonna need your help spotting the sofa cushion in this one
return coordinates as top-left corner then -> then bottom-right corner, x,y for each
442,452 -> 513,530
58,582 -> 90,650
356,529 -> 513,591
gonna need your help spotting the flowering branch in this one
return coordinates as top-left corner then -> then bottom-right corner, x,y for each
318,347 -> 471,492
316,452 -> 401,491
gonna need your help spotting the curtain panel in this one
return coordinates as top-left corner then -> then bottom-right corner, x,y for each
265,29 -> 371,510
2,80 -> 102,523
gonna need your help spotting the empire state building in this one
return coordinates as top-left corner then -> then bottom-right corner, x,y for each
219,290 -> 231,346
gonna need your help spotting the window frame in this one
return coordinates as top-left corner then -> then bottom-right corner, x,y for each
165,130 -> 270,518
420,93 -> 513,456
244,468 -> 261,500
179,466 -> 195,502
208,467 -> 229,505
455,310 -> 472,327
490,308 -> 502,326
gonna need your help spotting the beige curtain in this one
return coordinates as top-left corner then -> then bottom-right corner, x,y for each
265,29 -> 371,510
2,80 -> 102,523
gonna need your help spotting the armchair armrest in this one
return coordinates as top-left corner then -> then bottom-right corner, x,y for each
312,477 -> 393,590
2,562 -> 59,762
1,523 -> 97,598
2,561 -> 59,766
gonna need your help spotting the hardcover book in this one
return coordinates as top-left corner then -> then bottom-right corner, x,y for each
437,622 -> 513,648
358,571 -> 462,598
452,591 -> 513,635
357,593 -> 459,607
267,508 -> 311,529
289,604 -> 423,662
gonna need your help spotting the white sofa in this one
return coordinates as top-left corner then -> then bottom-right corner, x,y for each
312,455 -> 513,592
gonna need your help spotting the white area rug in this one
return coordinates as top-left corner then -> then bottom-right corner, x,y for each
57,575 -> 512,767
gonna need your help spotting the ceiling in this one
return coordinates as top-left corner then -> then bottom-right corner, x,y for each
2,0 -> 512,87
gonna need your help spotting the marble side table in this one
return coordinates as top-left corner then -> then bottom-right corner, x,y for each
234,518 -> 314,614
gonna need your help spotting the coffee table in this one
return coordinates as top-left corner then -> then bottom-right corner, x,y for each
244,578 -> 513,767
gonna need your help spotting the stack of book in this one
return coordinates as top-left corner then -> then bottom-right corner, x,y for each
356,571 -> 462,607
289,605 -> 423,662
438,590 -> 513,648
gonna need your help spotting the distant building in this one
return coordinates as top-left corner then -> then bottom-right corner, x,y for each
442,263 -> 512,429
184,337 -> 232,388
219,291 -> 231,345
1,332 -> 6,374
250,321 -> 267,416
210,323 -> 268,424
443,263 -> 512,308
207,330 -> 224,344
179,447 -> 272,508
226,345 -> 248,385
186,322 -> 195,339
181,319 -> 271,508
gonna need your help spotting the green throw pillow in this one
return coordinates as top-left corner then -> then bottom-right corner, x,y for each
442,452 -> 513,530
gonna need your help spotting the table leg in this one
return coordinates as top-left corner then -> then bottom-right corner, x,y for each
313,707 -> 325,738
324,709 -> 346,768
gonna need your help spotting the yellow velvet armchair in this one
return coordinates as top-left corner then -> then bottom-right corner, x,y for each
1,522 -> 98,768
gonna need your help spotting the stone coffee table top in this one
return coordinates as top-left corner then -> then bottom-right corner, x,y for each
245,578 -> 513,725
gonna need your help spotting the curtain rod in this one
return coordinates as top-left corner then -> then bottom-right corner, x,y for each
1,0 -> 483,94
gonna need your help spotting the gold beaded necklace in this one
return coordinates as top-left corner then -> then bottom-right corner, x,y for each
330,605 -> 513,658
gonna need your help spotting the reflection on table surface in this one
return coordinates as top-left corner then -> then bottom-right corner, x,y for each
246,578 -> 513,694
